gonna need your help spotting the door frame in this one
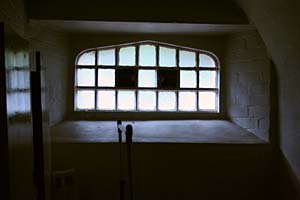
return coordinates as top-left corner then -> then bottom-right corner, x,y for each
0,22 -> 10,200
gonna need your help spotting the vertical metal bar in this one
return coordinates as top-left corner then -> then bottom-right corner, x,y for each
156,45 -> 159,111
117,120 -> 125,200
135,45 -> 139,111
0,22 -> 10,200
196,52 -> 200,111
135,45 -> 139,68
31,51 -> 45,200
95,50 -> 98,109
176,49 -> 180,111
126,125 -> 134,200
115,48 -> 119,110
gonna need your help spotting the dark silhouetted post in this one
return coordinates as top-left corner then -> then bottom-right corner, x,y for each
126,125 -> 133,200
31,52 -> 45,200
0,22 -> 10,200
117,120 -> 125,200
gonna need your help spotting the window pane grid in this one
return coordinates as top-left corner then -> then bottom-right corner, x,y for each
77,86 -> 218,91
75,89 -> 218,112
75,42 -> 219,112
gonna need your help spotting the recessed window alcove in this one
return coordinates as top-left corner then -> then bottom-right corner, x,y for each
43,20 -> 270,144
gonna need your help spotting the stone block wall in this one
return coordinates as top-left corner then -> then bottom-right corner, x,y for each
225,31 -> 271,141
28,21 -> 69,126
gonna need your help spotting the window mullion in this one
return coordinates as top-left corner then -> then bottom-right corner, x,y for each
176,48 -> 179,111
135,45 -> 139,111
115,47 -> 119,110
196,52 -> 200,111
156,45 -> 159,111
94,50 -> 98,110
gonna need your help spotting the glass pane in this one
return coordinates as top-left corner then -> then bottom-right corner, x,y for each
158,91 -> 176,111
118,90 -> 136,111
139,45 -> 156,66
6,93 -> 16,115
159,47 -> 176,67
77,90 -> 95,110
98,69 -> 115,87
98,49 -> 115,66
119,46 -> 136,66
179,50 -> 196,67
138,91 -> 156,111
199,54 -> 216,67
77,69 -> 95,86
77,51 -> 95,65
199,71 -> 216,88
199,91 -> 216,110
7,91 -> 31,115
97,90 -> 116,110
180,70 -> 196,88
179,92 -> 197,111
8,70 -> 30,90
138,70 -> 157,88
15,51 -> 27,67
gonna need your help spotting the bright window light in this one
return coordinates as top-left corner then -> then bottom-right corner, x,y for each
179,92 -> 197,111
199,54 -> 216,67
78,51 -> 95,65
15,51 -> 28,67
138,70 -> 157,88
77,69 -> 95,86
158,91 -> 176,111
139,45 -> 156,66
199,71 -> 216,88
98,69 -> 115,87
8,70 -> 30,89
97,90 -> 116,110
119,46 -> 136,66
7,92 -> 31,115
77,90 -> 95,110
118,91 -> 136,111
75,41 -> 219,113
7,93 -> 17,115
198,91 -> 216,110
98,49 -> 115,66
159,47 -> 176,67
180,70 -> 197,88
138,91 -> 156,111
179,50 -> 196,67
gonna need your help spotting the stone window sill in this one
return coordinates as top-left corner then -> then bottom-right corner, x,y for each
51,120 -> 266,144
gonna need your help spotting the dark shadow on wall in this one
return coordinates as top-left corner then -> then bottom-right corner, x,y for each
269,60 -> 280,150
269,60 -> 300,200
26,0 -> 248,24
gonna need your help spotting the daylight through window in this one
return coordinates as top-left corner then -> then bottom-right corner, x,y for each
75,41 -> 219,112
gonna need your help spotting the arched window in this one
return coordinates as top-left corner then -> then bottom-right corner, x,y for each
74,41 -> 219,112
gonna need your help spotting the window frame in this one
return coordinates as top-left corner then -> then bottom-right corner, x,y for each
74,40 -> 220,115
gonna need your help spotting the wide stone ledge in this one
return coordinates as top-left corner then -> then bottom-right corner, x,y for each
51,120 -> 266,144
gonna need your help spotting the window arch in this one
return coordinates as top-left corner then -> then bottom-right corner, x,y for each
74,41 -> 220,112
